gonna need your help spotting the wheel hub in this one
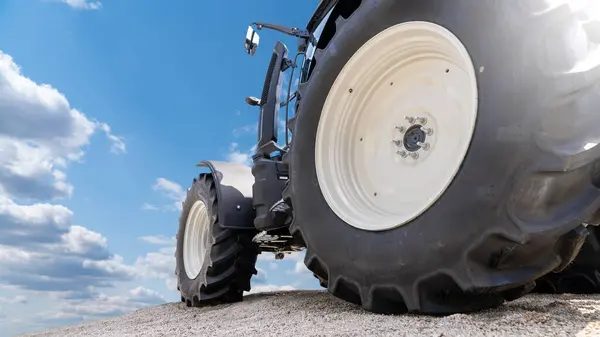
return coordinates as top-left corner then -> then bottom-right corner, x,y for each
314,21 -> 478,231
403,125 -> 426,152
394,117 -> 434,159
183,200 -> 212,280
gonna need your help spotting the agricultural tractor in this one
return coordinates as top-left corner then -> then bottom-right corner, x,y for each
175,0 -> 600,314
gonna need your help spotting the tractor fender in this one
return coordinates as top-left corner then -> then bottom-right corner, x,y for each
197,160 -> 255,230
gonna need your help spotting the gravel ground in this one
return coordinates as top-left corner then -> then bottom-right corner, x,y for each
17,291 -> 600,337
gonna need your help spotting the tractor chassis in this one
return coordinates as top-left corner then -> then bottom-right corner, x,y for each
199,23 -> 316,257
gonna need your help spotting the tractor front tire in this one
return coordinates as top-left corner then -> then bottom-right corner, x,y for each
284,0 -> 600,314
175,173 -> 258,307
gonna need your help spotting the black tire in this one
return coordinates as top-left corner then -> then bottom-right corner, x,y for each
175,173 -> 259,307
534,225 -> 600,294
283,0 -> 600,314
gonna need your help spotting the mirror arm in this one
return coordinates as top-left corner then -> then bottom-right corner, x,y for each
252,22 -> 316,45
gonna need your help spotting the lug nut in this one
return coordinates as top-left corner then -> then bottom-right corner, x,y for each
405,116 -> 416,124
421,127 -> 433,136
397,150 -> 408,158
417,142 -> 430,150
417,117 -> 427,125
409,152 -> 419,159
392,139 -> 403,146
395,126 -> 406,133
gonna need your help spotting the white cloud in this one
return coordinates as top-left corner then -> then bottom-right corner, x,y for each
293,260 -> 309,275
0,238 -> 136,294
129,286 -> 166,304
0,51 -> 124,201
35,286 -> 166,326
134,245 -> 177,290
0,295 -> 27,304
57,0 -> 102,10
60,225 -> 110,260
138,235 -> 174,246
259,251 -> 312,277
227,151 -> 250,165
140,203 -> 159,211
0,50 -> 139,331
226,142 -> 252,166
0,196 -> 72,247
286,251 -> 312,277
232,123 -> 258,137
141,178 -> 185,212
154,178 -> 184,201
258,252 -> 276,261
254,268 -> 268,284
97,122 -> 126,154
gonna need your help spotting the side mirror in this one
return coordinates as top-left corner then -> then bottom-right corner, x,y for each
244,26 -> 260,56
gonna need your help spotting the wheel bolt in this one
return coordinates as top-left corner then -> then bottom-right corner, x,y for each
409,152 -> 419,159
395,126 -> 406,133
421,127 -> 433,136
417,117 -> 427,125
397,150 -> 408,158
405,116 -> 416,124
392,139 -> 403,146
417,142 -> 430,150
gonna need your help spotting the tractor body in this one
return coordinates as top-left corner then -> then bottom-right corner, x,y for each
175,0 -> 600,313
198,4 -> 337,253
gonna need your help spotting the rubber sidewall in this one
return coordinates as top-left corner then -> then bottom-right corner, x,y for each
290,0 -> 600,311
176,179 -> 213,299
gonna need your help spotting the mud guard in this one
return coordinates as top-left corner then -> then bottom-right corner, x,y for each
197,160 -> 256,230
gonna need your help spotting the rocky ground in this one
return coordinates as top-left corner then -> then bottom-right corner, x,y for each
18,291 -> 600,337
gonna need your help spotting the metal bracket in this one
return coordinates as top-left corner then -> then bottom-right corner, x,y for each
252,230 -> 303,257
252,22 -> 317,45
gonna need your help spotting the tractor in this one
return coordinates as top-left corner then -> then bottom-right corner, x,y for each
175,0 -> 600,314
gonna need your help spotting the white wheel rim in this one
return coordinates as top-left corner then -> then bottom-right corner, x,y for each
315,21 -> 478,231
183,200 -> 212,279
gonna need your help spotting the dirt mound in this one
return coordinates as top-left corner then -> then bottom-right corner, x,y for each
19,291 -> 600,337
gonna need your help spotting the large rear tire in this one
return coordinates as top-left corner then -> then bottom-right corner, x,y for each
534,225 -> 600,294
175,173 -> 259,306
284,0 -> 600,314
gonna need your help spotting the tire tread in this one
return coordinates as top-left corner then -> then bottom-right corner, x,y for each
283,0 -> 600,314
176,173 -> 258,306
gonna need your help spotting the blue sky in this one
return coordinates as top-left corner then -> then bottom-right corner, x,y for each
0,0 -> 321,335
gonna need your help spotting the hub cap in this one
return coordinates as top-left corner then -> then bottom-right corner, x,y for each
183,200 -> 213,280
314,21 -> 478,231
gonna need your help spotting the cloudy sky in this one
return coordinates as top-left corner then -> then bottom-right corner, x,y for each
0,0 -> 320,335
